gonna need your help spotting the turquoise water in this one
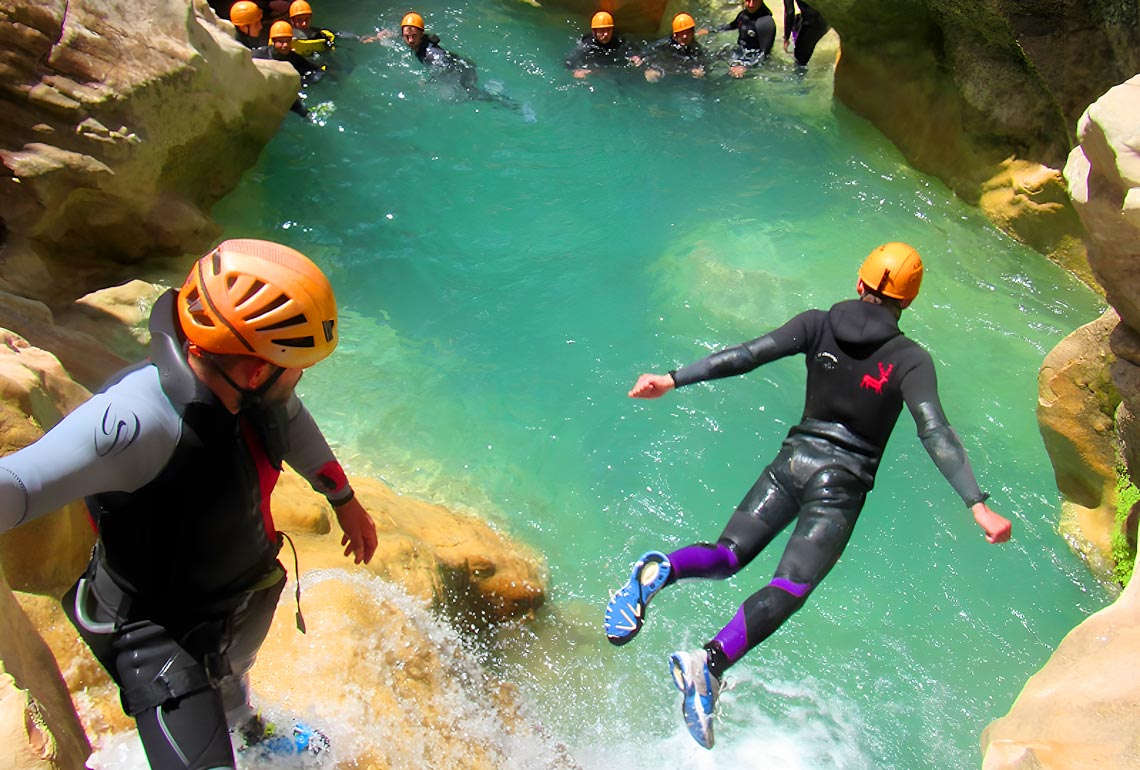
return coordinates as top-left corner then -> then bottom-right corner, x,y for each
213,3 -> 1108,767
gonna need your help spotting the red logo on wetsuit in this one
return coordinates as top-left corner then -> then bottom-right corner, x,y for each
860,362 -> 894,395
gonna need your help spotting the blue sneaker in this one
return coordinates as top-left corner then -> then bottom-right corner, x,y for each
669,649 -> 720,749
236,714 -> 330,757
604,550 -> 672,645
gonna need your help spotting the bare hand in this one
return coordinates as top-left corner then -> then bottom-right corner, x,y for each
972,502 -> 1011,544
645,68 -> 662,83
729,65 -> 746,78
691,67 -> 705,78
573,69 -> 590,79
783,39 -> 790,52
629,373 -> 675,399
336,497 -> 378,564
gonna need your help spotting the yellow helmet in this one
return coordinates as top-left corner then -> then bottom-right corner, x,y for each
178,240 -> 338,369
289,0 -> 313,18
401,12 -> 425,30
229,0 -> 262,25
269,19 -> 294,39
591,11 -> 614,29
858,242 -> 924,301
672,12 -> 696,33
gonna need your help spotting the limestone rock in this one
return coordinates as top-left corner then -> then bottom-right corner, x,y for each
273,469 -> 546,625
981,554 -> 1140,770
1065,76 -> 1140,335
979,159 -> 1094,287
1037,308 -> 1121,577
0,565 -> 90,770
0,0 -> 300,305
1065,75 -> 1140,486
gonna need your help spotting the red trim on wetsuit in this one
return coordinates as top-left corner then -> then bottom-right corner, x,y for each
313,460 -> 350,497
239,417 -> 281,539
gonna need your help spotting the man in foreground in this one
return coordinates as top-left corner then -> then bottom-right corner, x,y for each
0,239 -> 378,769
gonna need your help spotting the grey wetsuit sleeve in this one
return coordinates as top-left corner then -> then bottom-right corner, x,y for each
672,310 -> 819,388
902,358 -> 987,507
281,394 -> 353,503
0,366 -> 179,532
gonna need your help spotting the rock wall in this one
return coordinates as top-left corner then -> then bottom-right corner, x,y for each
0,0 -> 299,306
983,76 -> 1140,770
1037,308 -> 1122,582
1066,77 -> 1140,487
815,0 -> 1140,278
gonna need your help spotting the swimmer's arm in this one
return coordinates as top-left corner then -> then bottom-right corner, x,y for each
281,395 -> 377,564
630,310 -> 819,398
0,384 -> 177,532
672,310 -> 818,387
903,362 -> 1011,543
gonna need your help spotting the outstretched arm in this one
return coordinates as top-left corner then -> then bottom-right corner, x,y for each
903,365 -> 1011,544
0,367 -> 177,533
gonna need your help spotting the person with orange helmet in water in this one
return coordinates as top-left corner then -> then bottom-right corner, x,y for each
635,12 -> 709,82
564,11 -> 632,79
0,240 -> 378,768
229,0 -> 268,48
603,243 -> 1011,749
252,20 -> 324,115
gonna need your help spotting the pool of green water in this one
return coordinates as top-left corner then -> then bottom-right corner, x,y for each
212,2 -> 1108,766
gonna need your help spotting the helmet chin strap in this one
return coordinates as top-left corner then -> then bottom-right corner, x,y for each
205,354 -> 286,409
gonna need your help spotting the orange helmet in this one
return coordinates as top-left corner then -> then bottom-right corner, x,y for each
269,20 -> 294,39
401,12 -> 425,29
178,240 -> 338,369
672,12 -> 696,33
858,242 -> 924,301
289,0 -> 313,17
229,0 -> 262,25
591,11 -> 614,29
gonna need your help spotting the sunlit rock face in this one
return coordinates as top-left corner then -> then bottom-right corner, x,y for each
1066,76 -> 1140,484
1037,309 -> 1121,581
985,75 -> 1140,770
0,0 -> 298,305
981,558 -> 1140,770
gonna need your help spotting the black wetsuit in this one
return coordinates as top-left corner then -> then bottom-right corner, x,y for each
783,0 -> 830,66
717,4 -> 777,65
644,37 -> 708,77
665,299 -> 987,677
414,35 -> 478,90
0,292 -> 355,770
564,33 -> 630,71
